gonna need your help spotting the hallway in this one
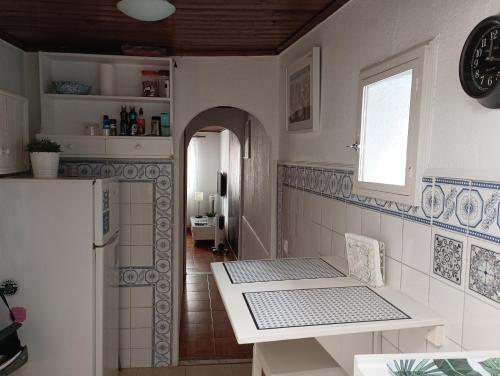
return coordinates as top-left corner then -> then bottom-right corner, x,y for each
180,231 -> 253,362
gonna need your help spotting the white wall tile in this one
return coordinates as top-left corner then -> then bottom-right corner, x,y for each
402,220 -> 431,273
120,328 -> 131,349
462,294 -> 500,350
332,231 -> 346,259
346,204 -> 362,235
120,225 -> 131,246
380,214 -> 403,261
131,204 -> 153,225
120,349 -> 131,368
401,265 -> 429,305
429,277 -> 464,344
131,182 -> 153,204
120,287 -> 131,308
319,227 -> 333,257
131,286 -> 153,308
361,208 -> 380,240
120,246 -> 131,267
120,308 -> 131,329
321,196 -> 333,229
130,328 -> 152,349
303,192 -> 312,219
130,348 -> 152,368
131,307 -> 153,328
385,257 -> 402,290
131,225 -> 153,246
308,222 -> 321,257
311,194 -> 322,225
295,189 -> 304,216
131,246 -> 153,266
382,337 -> 399,354
120,204 -> 131,225
331,199 -> 347,234
399,327 -> 428,353
119,182 -> 131,203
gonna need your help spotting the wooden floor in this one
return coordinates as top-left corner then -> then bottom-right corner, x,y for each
180,231 -> 253,362
120,362 -> 252,376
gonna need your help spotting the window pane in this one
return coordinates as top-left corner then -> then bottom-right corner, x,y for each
359,69 -> 412,186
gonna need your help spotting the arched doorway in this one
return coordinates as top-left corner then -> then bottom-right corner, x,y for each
178,106 -> 272,364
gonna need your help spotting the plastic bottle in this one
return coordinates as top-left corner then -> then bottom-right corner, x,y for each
102,115 -> 110,136
120,106 -> 128,136
137,108 -> 145,135
129,106 -> 137,136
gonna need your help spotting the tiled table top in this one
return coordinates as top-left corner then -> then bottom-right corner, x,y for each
211,257 -> 445,345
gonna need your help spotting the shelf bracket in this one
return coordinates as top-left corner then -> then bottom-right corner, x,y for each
426,325 -> 445,347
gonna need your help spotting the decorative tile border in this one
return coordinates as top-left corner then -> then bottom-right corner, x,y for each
277,162 -> 500,258
60,159 -> 174,367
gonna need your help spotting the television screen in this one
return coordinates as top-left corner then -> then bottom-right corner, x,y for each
217,172 -> 227,197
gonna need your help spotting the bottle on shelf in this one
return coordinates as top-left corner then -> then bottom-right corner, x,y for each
151,116 -> 161,136
160,112 -> 170,137
159,70 -> 170,98
137,108 -> 145,135
102,115 -> 110,136
129,106 -> 137,136
120,106 -> 128,136
110,119 -> 117,136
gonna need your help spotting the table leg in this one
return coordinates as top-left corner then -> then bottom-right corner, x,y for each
252,343 -> 263,376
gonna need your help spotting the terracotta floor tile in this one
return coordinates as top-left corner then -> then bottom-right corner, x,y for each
180,323 -> 212,338
185,291 -> 210,301
213,322 -> 236,338
182,311 -> 212,324
185,275 -> 207,284
212,311 -> 230,324
182,299 -> 211,312
185,283 -> 208,292
180,338 -> 215,359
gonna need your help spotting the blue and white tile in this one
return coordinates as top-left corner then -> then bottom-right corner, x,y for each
431,228 -> 467,289
465,238 -> 500,306
469,180 -> 500,244
432,178 -> 470,234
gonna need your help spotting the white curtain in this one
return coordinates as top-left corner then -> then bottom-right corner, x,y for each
187,137 -> 199,225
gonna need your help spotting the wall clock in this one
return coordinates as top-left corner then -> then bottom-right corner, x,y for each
460,15 -> 500,108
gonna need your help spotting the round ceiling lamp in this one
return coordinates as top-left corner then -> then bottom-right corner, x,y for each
117,0 -> 176,22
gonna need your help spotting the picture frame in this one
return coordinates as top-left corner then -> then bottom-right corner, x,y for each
286,47 -> 321,132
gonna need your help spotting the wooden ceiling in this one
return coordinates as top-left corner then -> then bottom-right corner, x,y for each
0,0 -> 349,56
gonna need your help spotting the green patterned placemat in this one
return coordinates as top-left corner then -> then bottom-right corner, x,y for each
387,358 -> 500,376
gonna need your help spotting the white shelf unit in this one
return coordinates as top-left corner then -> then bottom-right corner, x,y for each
38,52 -> 174,157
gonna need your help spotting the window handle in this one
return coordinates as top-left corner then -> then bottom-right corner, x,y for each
346,143 -> 360,152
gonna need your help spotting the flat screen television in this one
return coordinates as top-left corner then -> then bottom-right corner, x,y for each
217,171 -> 227,197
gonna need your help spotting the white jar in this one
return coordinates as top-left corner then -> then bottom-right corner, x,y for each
99,64 -> 115,96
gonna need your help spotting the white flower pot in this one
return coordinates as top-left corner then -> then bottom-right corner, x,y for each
30,152 -> 60,179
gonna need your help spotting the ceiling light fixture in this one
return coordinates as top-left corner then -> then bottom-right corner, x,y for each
117,0 -> 176,22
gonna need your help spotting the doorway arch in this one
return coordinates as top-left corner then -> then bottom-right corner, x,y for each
175,105 -> 273,363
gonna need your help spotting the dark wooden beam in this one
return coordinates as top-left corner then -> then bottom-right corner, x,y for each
275,0 -> 350,54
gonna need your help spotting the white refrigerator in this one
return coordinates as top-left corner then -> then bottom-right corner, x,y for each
0,177 -> 120,376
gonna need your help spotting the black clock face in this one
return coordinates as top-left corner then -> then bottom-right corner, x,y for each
470,25 -> 500,92
460,15 -> 500,106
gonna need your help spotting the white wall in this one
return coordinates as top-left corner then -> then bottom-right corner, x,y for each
0,39 -> 25,96
187,132 -> 221,221
278,0 -> 500,182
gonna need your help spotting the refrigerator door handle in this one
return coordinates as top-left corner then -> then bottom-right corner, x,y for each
93,231 -> 119,249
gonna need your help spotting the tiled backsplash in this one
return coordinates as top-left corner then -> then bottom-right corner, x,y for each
277,162 -> 500,353
60,160 -> 173,368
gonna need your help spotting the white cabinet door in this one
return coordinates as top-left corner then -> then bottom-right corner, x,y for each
0,90 -> 28,175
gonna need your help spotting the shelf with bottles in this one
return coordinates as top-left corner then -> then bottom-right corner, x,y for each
39,52 -> 173,100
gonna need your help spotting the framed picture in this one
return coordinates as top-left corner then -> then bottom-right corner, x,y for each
244,118 -> 251,159
286,47 -> 321,132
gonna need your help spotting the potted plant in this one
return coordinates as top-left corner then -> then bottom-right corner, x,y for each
26,138 -> 61,178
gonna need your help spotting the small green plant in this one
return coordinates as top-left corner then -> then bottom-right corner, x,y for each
26,138 -> 61,153
389,359 -> 443,376
206,212 -> 217,218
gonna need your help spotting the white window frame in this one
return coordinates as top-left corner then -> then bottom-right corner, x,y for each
353,40 -> 437,205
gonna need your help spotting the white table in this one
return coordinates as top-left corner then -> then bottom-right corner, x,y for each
211,257 -> 446,375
